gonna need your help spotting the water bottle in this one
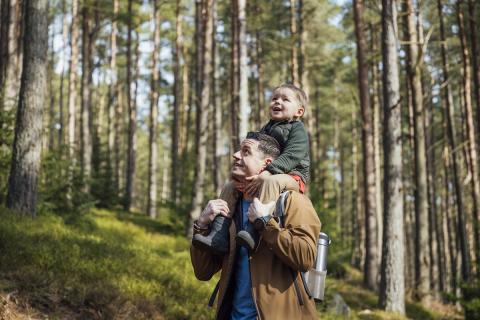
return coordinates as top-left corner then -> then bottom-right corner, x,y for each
304,232 -> 330,301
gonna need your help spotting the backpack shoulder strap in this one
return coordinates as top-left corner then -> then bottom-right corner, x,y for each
275,191 -> 290,227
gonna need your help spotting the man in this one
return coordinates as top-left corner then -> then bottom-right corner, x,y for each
190,132 -> 321,319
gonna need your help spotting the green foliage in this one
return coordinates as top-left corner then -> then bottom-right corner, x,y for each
0,206 -> 216,319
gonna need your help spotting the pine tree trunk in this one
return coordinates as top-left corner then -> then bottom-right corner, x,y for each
48,33 -> 55,151
107,0 -> 118,197
58,0 -> 68,147
351,108 -> 361,267
237,0 -> 248,141
124,0 -> 136,211
67,0 -> 79,203
467,0 -> 480,141
230,0 -> 239,151
404,0 -> 431,302
379,0 -> 405,313
0,0 -> 23,114
171,0 -> 181,204
80,3 -> 92,192
457,0 -> 480,275
441,147 -> 453,294
437,0 -> 471,282
212,0 -> 222,196
188,0 -> 214,237
7,0 -> 48,216
289,0 -> 299,86
353,0 -> 378,291
148,0 -> 161,218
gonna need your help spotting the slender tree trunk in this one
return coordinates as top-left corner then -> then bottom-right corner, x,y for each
212,0 -> 222,196
188,0 -> 214,237
48,31 -> 55,151
370,23 -> 383,253
107,0 -> 118,197
379,0 -> 405,313
437,0 -> 471,282
148,0 -> 161,218
467,0 -> 480,142
7,0 -> 48,216
442,146 -> 453,294
351,107 -> 360,267
1,0 -> 23,114
254,5 -> 265,129
404,0 -> 431,302
80,3 -> 92,192
230,0 -> 239,151
237,0 -> 248,141
67,0 -> 79,203
353,0 -> 378,291
289,0 -> 299,86
171,0 -> 181,204
58,0 -> 68,147
458,0 -> 480,275
124,0 -> 136,211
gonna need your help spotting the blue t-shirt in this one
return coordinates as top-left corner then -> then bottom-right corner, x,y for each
231,199 -> 257,320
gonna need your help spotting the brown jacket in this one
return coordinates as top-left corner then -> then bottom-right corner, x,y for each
190,191 -> 321,319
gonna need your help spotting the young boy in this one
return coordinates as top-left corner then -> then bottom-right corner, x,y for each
192,83 -> 310,253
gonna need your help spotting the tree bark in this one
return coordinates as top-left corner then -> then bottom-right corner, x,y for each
80,2 -> 92,192
171,0 -> 181,204
289,0 -> 299,86
353,0 -> 378,291
467,0 -> 480,141
67,0 -> 79,203
437,0 -> 471,282
212,0 -> 222,196
404,0 -> 431,302
124,0 -> 136,211
379,0 -> 405,313
188,0 -> 214,237
0,0 -> 23,114
58,0 -> 68,148
230,0 -> 239,151
237,0 -> 248,141
7,0 -> 48,216
457,0 -> 480,275
148,0 -> 161,218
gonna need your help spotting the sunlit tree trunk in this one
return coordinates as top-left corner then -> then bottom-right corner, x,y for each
212,0 -> 222,196
238,0 -> 248,141
353,0 -> 378,291
467,0 -> 480,141
148,0 -> 161,218
188,0 -> 214,237
458,0 -> 480,275
124,0 -> 136,211
7,0 -> 48,216
437,0 -> 471,282
80,2 -> 92,192
171,0 -> 181,204
230,0 -> 239,150
379,0 -> 405,313
404,0 -> 431,302
0,0 -> 23,115
67,0 -> 79,203
58,0 -> 68,147
289,0 -> 299,86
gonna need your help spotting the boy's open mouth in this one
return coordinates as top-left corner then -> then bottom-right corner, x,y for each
272,106 -> 282,112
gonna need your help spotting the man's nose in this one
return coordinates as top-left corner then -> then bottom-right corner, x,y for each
233,150 -> 241,160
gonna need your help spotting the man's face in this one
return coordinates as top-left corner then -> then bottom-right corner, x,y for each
269,87 -> 305,121
231,139 -> 271,180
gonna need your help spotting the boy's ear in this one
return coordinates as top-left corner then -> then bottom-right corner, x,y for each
295,106 -> 305,118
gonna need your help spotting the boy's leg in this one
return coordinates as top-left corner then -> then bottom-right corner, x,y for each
192,181 -> 238,255
258,174 -> 299,204
237,174 -> 299,252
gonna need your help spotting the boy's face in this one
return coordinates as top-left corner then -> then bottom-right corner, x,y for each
269,87 -> 305,121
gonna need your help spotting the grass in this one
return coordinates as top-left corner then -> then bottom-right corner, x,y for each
0,206 -> 463,319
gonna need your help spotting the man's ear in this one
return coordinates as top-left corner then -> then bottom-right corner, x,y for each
264,157 -> 273,166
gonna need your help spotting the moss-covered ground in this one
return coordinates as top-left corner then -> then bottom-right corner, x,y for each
0,207 -> 462,319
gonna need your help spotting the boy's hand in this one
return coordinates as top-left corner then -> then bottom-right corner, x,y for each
197,199 -> 231,228
247,197 -> 275,223
244,170 -> 272,197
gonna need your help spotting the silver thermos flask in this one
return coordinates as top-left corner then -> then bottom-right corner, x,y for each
304,232 -> 330,301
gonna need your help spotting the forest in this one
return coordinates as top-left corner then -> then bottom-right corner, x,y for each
0,0 -> 479,319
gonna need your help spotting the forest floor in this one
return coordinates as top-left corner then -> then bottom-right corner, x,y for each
0,206 -> 464,320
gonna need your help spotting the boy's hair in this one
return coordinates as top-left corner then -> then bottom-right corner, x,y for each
273,83 -> 308,110
246,131 -> 281,159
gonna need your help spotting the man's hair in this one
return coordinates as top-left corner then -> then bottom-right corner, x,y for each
273,83 -> 308,110
246,132 -> 281,159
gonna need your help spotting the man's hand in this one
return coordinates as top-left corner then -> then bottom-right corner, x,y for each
197,199 -> 231,228
247,197 -> 275,223
244,170 -> 272,198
